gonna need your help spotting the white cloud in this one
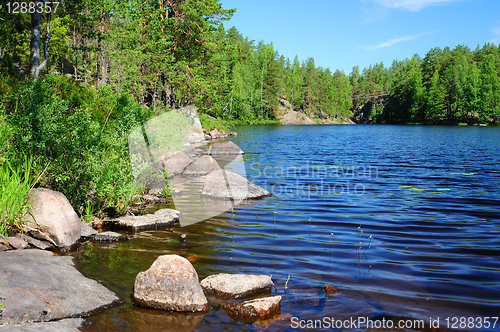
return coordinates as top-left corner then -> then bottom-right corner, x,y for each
371,0 -> 462,11
360,31 -> 436,50
490,26 -> 500,45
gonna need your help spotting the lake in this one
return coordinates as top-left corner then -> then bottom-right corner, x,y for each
75,124 -> 500,332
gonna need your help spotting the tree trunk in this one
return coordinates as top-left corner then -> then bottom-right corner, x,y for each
30,3 -> 51,80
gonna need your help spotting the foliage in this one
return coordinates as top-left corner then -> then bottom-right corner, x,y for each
0,76 -> 152,217
0,157 -> 36,240
199,113 -> 228,132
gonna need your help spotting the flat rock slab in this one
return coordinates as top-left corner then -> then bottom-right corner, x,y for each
104,208 -> 180,232
0,250 -> 119,325
93,231 -> 129,242
221,296 -> 281,324
20,234 -> 51,250
80,222 -> 98,238
0,318 -> 84,331
200,273 -> 274,299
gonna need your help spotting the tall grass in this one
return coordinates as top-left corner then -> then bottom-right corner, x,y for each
0,157 -> 36,240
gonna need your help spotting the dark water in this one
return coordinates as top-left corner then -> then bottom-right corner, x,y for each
74,125 -> 500,332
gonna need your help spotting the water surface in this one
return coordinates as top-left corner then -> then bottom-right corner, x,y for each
75,125 -> 500,331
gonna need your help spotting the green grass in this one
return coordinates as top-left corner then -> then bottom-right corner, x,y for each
0,157 -> 36,240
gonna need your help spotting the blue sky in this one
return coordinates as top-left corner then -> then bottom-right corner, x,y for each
220,0 -> 500,74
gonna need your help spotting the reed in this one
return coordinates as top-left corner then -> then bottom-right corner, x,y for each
0,157 -> 36,240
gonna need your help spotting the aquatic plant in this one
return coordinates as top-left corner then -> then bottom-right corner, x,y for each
285,275 -> 291,290
357,225 -> 363,251
364,235 -> 373,254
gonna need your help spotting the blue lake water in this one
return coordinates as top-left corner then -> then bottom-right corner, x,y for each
76,124 -> 500,332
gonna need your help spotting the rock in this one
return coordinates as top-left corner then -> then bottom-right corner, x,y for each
325,285 -> 339,295
185,132 -> 205,144
20,234 -> 51,250
7,237 -> 28,250
200,273 -> 274,299
104,208 -> 180,232
278,110 -> 317,125
209,128 -> 221,139
221,296 -> 281,323
0,318 -> 84,331
229,132 -> 238,136
80,221 -> 98,238
93,231 -> 128,242
184,148 -> 203,160
0,244 -> 9,252
25,188 -> 81,249
0,250 -> 119,324
162,152 -> 191,175
204,134 -> 211,140
182,155 -> 220,177
201,170 -> 271,200
142,194 -> 166,205
205,141 -> 243,155
133,255 -> 210,312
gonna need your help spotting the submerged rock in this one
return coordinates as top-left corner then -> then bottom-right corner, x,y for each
221,296 -> 282,323
25,188 -> 81,249
201,170 -> 271,200
205,141 -> 243,155
200,273 -> 274,299
182,155 -> 220,177
0,250 -> 119,325
133,255 -> 210,312
104,208 -> 180,232
0,318 -> 84,331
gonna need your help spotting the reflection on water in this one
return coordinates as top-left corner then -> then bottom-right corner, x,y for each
75,125 -> 500,332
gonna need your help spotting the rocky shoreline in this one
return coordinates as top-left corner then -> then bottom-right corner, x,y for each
0,116 -> 282,330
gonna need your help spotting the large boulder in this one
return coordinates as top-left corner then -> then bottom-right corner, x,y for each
133,255 -> 210,312
201,170 -> 271,200
221,296 -> 281,324
162,152 -> 191,175
0,250 -> 119,325
25,188 -> 81,249
205,141 -> 243,155
200,273 -> 274,299
182,155 -> 220,177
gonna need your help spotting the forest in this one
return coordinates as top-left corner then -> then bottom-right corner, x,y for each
1,0 -> 500,237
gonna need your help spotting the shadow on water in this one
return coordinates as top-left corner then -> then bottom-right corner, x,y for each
71,125 -> 500,332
